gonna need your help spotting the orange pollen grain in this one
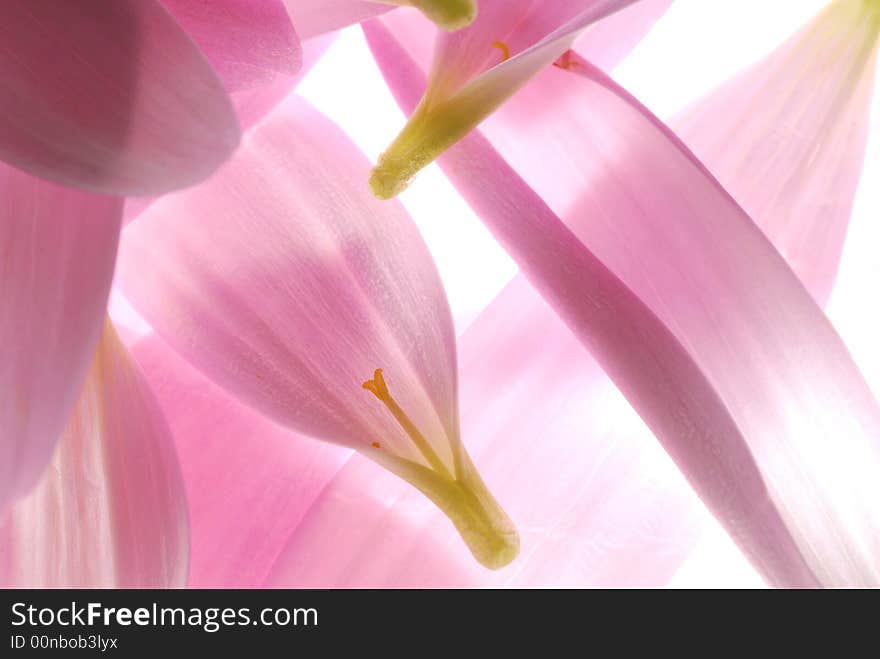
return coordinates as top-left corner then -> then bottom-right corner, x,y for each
491,40 -> 510,62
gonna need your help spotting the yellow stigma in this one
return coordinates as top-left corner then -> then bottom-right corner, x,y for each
396,0 -> 478,31
491,40 -> 510,62
362,368 -> 519,569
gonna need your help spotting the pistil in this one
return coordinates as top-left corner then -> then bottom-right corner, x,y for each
362,368 -> 520,569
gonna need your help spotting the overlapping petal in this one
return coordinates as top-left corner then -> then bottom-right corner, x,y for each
120,96 -> 457,460
675,0 -> 880,304
0,321 -> 187,587
120,95 -> 517,568
367,18 -> 880,586
0,0 -> 239,195
0,165 -> 121,511
160,0 -> 302,92
282,0 -> 391,39
133,336 -> 349,588
122,32 -> 335,224
264,273 -> 704,587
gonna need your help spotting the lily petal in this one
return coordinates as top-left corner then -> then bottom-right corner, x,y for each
0,320 -> 187,587
574,0 -> 672,72
132,335 -> 350,588
0,164 -> 121,511
367,18 -> 880,586
159,0 -> 303,92
121,32 -> 336,225
265,274 -> 704,587
675,0 -> 880,304
0,0 -> 239,195
282,0 -> 391,39
120,96 -> 516,569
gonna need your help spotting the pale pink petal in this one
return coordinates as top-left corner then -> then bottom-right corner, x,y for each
367,21 -> 880,586
0,321 -> 187,587
132,335 -> 350,588
0,164 -> 121,511
121,32 -> 335,225
160,0 -> 302,92
120,96 -> 456,460
265,275 -> 703,588
675,0 -> 880,304
120,95 -> 526,569
574,0 -> 672,71
0,0 -> 239,195
283,0 -> 391,39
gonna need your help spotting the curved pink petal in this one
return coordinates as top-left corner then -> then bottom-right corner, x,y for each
132,335 -> 350,588
0,164 -> 121,511
122,32 -> 336,225
282,0 -> 391,39
160,0 -> 302,92
675,0 -> 880,304
0,0 -> 239,195
265,274 -> 704,588
573,0 -> 671,70
367,20 -> 880,586
120,96 -> 457,460
120,96 -> 525,569
0,321 -> 187,587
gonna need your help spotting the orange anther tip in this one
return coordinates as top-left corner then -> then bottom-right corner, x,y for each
491,40 -> 510,62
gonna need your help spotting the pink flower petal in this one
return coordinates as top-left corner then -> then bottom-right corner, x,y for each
120,96 -> 520,568
367,20 -> 880,586
121,32 -> 335,225
132,335 -> 350,588
0,164 -> 121,511
0,321 -> 187,587
283,0 -> 391,39
159,0 -> 302,92
675,0 -> 880,304
120,96 -> 457,459
0,0 -> 239,195
573,0 -> 672,71
264,275 -> 704,587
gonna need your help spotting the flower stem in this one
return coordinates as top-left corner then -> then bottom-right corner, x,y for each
372,447 -> 520,570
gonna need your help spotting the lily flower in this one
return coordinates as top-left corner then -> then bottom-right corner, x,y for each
118,95 -> 519,569
0,0 -> 300,514
366,0 -> 880,586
